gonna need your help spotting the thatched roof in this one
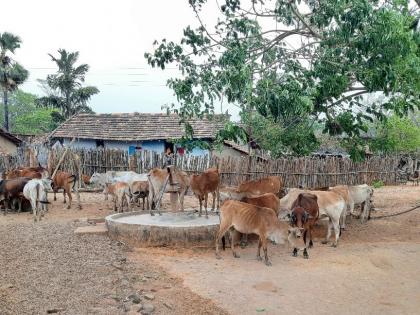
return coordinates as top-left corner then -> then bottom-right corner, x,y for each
0,128 -> 22,146
49,113 -> 227,141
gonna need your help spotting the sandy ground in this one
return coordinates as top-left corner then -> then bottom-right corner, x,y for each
0,185 -> 419,314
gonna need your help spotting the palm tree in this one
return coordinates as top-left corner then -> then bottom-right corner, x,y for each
0,32 -> 29,131
37,49 -> 99,119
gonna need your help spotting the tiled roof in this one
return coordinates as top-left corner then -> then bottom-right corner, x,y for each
49,113 -> 226,141
0,128 -> 22,146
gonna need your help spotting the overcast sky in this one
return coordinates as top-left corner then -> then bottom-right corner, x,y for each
0,0 -> 243,117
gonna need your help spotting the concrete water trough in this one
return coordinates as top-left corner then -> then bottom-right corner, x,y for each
106,210 -> 220,247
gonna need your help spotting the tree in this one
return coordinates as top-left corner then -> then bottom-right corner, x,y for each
145,0 -> 420,156
371,115 -> 420,154
37,49 -> 99,120
0,90 -> 60,134
0,32 -> 29,131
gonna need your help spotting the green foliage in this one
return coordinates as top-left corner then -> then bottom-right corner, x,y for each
0,32 -> 29,130
372,180 -> 384,189
37,49 -> 99,120
371,115 -> 420,154
145,0 -> 420,157
0,90 -> 60,134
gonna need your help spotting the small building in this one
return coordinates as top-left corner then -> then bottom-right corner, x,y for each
0,128 -> 22,155
49,113 -> 239,157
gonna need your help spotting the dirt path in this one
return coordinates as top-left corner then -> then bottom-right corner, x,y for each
1,185 -> 419,314
0,193 -> 226,315
134,185 -> 420,315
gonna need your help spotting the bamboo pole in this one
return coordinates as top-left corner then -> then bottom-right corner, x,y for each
51,138 -> 75,179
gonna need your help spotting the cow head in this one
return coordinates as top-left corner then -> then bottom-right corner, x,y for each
289,206 -> 309,234
219,186 -> 246,203
89,172 -> 107,187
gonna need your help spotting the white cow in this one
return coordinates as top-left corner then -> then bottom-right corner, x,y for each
23,178 -> 52,222
281,189 -> 346,247
89,171 -> 147,188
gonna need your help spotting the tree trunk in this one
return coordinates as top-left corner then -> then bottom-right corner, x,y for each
3,89 -> 9,131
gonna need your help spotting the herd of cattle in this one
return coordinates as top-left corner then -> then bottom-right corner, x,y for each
0,165 -> 374,265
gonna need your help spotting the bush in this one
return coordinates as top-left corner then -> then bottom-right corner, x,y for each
372,180 -> 384,189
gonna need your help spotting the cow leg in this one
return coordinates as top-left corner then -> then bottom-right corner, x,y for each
211,191 -> 216,211
322,219 -> 333,245
63,189 -> 66,204
125,194 -> 131,212
66,188 -> 72,209
179,190 -> 186,212
240,234 -> 248,248
53,189 -> 57,201
261,238 -> 271,266
303,248 -> 309,259
198,196 -> 203,217
308,226 -> 314,248
215,222 -> 231,259
256,239 -> 263,261
332,219 -> 341,247
17,198 -> 22,213
231,230 -> 240,258
204,193 -> 209,218
31,200 -> 37,222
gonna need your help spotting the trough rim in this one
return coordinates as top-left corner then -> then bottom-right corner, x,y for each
105,209 -> 220,229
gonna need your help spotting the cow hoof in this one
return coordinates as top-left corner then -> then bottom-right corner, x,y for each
331,243 -> 337,248
309,241 -> 314,248
265,260 -> 272,266
292,248 -> 298,257
240,242 -> 247,249
215,254 -> 222,260
66,206 -> 71,210
233,253 -> 240,258
321,240 -> 328,245
205,215 -> 209,219
303,249 -> 309,259
256,256 -> 263,261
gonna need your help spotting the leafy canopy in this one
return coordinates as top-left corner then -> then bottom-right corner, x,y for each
0,90 -> 60,134
37,49 -> 99,120
145,0 -> 420,156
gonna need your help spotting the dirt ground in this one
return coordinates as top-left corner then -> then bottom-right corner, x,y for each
1,185 -> 419,314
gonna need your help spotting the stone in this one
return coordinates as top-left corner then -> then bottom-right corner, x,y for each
128,293 -> 141,304
143,294 -> 155,300
140,303 -> 155,314
74,223 -> 108,235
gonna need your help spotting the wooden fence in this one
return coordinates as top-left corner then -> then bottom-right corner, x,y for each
1,147 -> 413,187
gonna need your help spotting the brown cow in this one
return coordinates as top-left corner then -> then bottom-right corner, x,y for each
103,182 -> 131,212
190,167 -> 220,218
238,176 -> 282,197
289,193 -> 319,259
5,166 -> 48,180
82,174 -> 91,186
148,167 -> 190,215
215,200 -> 288,266
52,171 -> 76,209
0,177 -> 31,214
131,180 -> 149,210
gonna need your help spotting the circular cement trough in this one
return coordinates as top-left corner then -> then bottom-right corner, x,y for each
106,210 -> 220,247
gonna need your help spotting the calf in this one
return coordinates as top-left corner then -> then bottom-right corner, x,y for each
131,180 -> 149,210
190,167 -> 220,218
215,200 -> 288,266
103,182 -> 131,213
0,177 -> 31,214
23,178 -> 52,222
289,193 -> 319,259
82,174 -> 91,186
52,171 -> 76,209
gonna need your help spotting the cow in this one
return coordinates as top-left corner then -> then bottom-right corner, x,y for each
281,189 -> 346,247
190,167 -> 220,218
131,180 -> 149,210
238,176 -> 282,197
52,171 -> 77,209
0,177 -> 32,214
23,178 -> 52,222
148,167 -> 190,215
289,193 -> 319,259
330,184 -> 374,224
5,166 -> 49,180
215,200 -> 288,266
82,174 -> 91,186
89,171 -> 147,189
103,182 -> 131,213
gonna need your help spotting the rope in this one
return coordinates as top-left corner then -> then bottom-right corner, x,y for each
370,204 -> 420,220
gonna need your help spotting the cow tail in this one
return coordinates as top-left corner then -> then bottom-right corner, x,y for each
222,235 -> 226,251
35,182 -> 40,209
67,175 -> 77,189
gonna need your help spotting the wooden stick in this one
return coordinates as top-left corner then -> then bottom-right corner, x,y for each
51,138 -> 75,179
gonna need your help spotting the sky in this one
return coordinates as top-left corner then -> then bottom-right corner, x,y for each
1,0 -> 242,117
